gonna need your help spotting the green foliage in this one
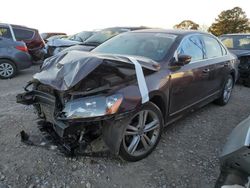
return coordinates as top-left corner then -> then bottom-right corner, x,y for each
174,20 -> 199,30
208,7 -> 250,36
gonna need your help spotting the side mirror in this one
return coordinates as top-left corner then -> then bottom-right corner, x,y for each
173,54 -> 192,66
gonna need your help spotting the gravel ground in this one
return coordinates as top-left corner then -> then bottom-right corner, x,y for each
0,65 -> 250,188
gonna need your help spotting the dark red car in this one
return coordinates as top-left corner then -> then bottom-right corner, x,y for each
17,29 -> 238,161
0,23 -> 45,61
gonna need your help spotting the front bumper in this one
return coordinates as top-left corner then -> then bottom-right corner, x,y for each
16,90 -> 68,137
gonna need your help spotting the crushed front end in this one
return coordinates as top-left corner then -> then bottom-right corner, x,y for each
17,81 -> 130,155
16,51 -> 158,156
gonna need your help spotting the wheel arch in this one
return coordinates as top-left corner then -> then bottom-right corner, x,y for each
0,57 -> 17,69
229,70 -> 236,86
149,91 -> 168,123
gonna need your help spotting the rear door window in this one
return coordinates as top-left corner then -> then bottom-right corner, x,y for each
178,35 -> 204,62
202,36 -> 223,58
13,28 -> 34,40
0,26 -> 12,39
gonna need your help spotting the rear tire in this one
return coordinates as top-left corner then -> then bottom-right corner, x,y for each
0,60 -> 17,79
119,102 -> 163,162
214,75 -> 233,106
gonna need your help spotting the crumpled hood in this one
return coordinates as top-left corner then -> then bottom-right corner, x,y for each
34,51 -> 160,91
47,38 -> 83,47
229,49 -> 250,58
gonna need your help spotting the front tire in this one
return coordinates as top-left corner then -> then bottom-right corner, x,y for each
0,60 -> 17,79
214,75 -> 233,106
119,102 -> 163,162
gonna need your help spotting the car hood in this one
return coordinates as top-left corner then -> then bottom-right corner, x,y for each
34,51 -> 160,91
47,38 -> 83,47
229,49 -> 250,58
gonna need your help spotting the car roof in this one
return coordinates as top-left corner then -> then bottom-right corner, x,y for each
131,29 -> 209,36
221,33 -> 250,36
0,23 -> 37,31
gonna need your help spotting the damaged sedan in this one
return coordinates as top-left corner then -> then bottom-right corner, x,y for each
17,29 -> 238,161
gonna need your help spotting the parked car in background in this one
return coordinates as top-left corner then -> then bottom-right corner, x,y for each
61,26 -> 150,53
41,32 -> 67,41
0,36 -> 32,78
0,23 -> 45,61
45,35 -> 67,42
17,29 -> 238,161
220,34 -> 250,87
45,31 -> 95,58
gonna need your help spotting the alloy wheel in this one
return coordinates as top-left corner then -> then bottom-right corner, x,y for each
0,63 -> 14,78
223,77 -> 233,103
123,109 -> 160,157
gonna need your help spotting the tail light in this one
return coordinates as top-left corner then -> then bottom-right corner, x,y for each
15,45 -> 28,52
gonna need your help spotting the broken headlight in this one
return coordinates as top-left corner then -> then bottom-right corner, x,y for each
62,94 -> 123,119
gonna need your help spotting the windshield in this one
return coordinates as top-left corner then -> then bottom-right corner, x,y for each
68,31 -> 93,42
83,28 -> 129,46
93,32 -> 177,61
220,35 -> 250,50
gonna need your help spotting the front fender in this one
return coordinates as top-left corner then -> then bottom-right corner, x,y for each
102,111 -> 134,155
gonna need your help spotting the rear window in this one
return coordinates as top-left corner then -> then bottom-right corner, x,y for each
13,28 -> 34,40
202,36 -> 223,58
0,26 -> 12,39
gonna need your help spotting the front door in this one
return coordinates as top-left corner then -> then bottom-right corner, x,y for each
169,35 -> 212,115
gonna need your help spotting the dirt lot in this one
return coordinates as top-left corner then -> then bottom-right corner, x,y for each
0,65 -> 250,188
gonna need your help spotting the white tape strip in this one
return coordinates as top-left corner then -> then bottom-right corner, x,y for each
128,57 -> 149,104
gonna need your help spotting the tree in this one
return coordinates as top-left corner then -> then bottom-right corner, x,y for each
174,20 -> 199,30
208,7 -> 250,36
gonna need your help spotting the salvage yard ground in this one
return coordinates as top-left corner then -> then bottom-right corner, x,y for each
0,65 -> 250,188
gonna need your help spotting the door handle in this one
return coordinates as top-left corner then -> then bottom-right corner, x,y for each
202,68 -> 210,73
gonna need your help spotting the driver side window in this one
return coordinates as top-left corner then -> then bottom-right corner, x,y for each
178,36 -> 204,62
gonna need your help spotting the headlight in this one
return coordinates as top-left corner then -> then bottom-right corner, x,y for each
62,94 -> 123,119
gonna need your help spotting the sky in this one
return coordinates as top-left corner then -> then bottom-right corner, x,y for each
1,0 -> 250,34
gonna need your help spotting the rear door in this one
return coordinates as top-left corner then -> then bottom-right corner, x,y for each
200,35 -> 229,93
169,35 -> 212,115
